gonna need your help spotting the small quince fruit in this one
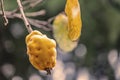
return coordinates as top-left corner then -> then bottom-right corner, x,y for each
26,30 -> 57,74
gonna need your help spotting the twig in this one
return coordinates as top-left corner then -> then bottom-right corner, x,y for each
47,16 -> 56,23
17,0 -> 33,33
0,0 -> 8,26
22,0 -> 35,6
25,10 -> 46,17
1,10 -> 45,17
13,0 -> 43,13
28,18 -> 52,31
0,0 -> 53,31
27,0 -> 43,8
0,10 -> 53,31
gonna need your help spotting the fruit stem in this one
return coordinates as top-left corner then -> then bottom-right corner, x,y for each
45,68 -> 51,75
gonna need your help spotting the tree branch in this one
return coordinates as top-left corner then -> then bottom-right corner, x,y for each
13,0 -> 43,13
27,0 -> 43,8
0,10 -> 53,31
0,0 -> 8,26
28,18 -> 52,31
0,0 -> 54,32
25,10 -> 46,17
17,0 -> 33,33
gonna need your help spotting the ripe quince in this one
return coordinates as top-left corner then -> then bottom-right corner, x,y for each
26,30 -> 57,74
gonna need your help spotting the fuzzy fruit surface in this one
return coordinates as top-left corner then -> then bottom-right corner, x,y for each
65,0 -> 82,41
26,30 -> 57,73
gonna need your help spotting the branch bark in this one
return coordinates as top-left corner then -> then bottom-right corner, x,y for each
13,0 -> 43,13
0,0 -> 53,31
0,10 -> 53,31
0,0 -> 8,26
17,0 -> 33,33
25,10 -> 46,17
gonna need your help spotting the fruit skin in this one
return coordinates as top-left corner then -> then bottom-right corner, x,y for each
53,13 -> 78,52
65,0 -> 82,41
25,30 -> 57,74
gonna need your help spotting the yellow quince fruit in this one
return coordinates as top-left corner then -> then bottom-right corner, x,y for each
65,0 -> 82,41
26,30 -> 57,74
53,13 -> 78,52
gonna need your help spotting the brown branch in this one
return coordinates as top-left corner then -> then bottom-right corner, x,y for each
22,0 -> 40,6
25,10 -> 46,17
0,0 -> 54,32
0,10 -> 53,31
1,10 -> 45,17
28,0 -> 43,8
22,0 -> 35,6
28,18 -> 52,31
23,0 -> 43,11
47,16 -> 56,23
17,0 -> 33,33
13,0 -> 43,13
0,0 -> 8,26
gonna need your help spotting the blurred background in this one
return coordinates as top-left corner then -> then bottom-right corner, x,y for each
0,0 -> 120,80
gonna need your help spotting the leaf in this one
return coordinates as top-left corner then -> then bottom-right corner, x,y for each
53,14 -> 78,52
65,0 -> 82,41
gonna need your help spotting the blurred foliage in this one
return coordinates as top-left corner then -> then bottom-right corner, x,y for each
0,0 -> 120,80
